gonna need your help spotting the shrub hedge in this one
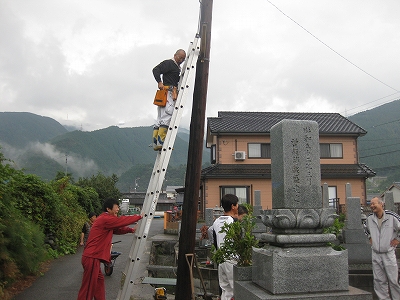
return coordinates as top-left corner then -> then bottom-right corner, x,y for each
0,149 -> 119,293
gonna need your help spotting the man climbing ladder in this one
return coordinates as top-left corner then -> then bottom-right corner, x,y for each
152,49 -> 187,151
117,36 -> 200,300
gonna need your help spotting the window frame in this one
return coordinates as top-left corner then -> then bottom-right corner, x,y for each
220,186 -> 250,204
210,144 -> 217,164
320,143 -> 343,158
247,143 -> 271,159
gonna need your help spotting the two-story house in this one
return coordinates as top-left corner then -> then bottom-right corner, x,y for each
200,111 -> 375,214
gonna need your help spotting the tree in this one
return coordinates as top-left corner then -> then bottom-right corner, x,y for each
76,172 -> 121,205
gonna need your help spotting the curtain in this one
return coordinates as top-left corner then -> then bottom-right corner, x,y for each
248,144 -> 261,158
330,144 -> 342,158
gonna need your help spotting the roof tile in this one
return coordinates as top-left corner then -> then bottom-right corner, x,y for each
208,111 -> 366,135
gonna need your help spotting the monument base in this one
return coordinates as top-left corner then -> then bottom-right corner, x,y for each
252,246 -> 348,294
235,281 -> 372,300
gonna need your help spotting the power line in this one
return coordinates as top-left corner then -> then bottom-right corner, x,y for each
371,164 -> 400,172
267,0 -> 399,93
343,94 -> 400,115
361,141 -> 400,152
266,1 -> 400,116
360,149 -> 400,159
360,137 -> 400,142
367,118 -> 400,129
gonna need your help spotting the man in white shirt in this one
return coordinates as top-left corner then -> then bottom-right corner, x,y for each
212,194 -> 239,300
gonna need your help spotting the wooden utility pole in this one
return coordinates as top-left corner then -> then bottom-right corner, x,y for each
175,0 -> 213,299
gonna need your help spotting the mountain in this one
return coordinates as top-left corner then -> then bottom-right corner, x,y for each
0,112 -> 68,148
3,101 -> 400,193
348,99 -> 400,177
49,125 -> 192,174
0,112 -> 210,191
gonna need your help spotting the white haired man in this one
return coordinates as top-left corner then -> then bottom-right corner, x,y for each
364,197 -> 400,299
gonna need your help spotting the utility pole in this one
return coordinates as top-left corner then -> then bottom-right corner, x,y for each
65,154 -> 68,176
175,0 -> 213,299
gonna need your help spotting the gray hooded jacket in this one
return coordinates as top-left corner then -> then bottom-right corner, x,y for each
364,210 -> 400,253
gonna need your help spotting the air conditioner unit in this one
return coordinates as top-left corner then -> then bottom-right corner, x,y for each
234,151 -> 246,160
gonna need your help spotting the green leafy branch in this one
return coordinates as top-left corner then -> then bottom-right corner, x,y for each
211,213 -> 259,266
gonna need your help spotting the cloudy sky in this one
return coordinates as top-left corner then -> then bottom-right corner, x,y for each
1,0 -> 400,131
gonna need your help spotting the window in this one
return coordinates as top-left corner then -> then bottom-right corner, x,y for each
211,144 -> 216,164
320,143 -> 343,158
328,186 -> 338,208
248,143 -> 271,158
221,186 -> 249,204
321,185 -> 339,211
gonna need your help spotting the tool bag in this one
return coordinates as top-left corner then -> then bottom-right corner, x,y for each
153,89 -> 168,107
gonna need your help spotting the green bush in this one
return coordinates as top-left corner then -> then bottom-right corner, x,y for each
323,213 -> 346,251
0,148 -> 124,290
323,215 -> 345,236
0,194 -> 46,287
49,177 -> 88,255
212,213 -> 259,266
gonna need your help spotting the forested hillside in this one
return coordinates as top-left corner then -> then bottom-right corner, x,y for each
2,102 -> 400,194
0,112 -> 209,191
348,99 -> 400,176
0,112 -> 68,147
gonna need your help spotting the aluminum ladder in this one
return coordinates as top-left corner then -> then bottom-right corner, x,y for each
117,35 -> 200,300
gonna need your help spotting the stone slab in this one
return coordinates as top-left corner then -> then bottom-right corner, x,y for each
233,265 -> 252,282
235,281 -> 373,300
344,243 -> 372,264
345,197 -> 363,230
342,229 -> 370,244
270,120 -> 322,209
345,183 -> 352,199
322,183 -> 329,208
385,192 -> 395,212
205,208 -> 214,226
252,246 -> 348,294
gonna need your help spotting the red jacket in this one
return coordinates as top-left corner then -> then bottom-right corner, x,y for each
83,212 -> 142,263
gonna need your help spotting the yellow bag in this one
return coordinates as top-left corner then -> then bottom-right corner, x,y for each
153,89 -> 168,107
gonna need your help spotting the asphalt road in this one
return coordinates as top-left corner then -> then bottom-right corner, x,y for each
13,218 -> 165,300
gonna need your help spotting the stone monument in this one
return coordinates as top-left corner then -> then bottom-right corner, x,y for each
384,191 -> 395,212
234,119 -> 372,299
341,196 -> 371,264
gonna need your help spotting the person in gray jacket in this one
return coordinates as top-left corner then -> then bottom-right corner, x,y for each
364,197 -> 400,299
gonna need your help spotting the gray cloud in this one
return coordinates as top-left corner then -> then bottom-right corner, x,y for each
1,141 -> 98,177
1,0 -> 400,131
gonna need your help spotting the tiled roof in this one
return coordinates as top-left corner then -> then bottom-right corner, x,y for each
208,111 -> 367,135
201,164 -> 376,179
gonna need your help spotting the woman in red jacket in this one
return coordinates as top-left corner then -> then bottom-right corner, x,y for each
77,198 -> 142,300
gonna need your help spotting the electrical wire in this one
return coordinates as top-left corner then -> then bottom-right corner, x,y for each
266,0 -> 400,116
361,141 -> 400,152
360,149 -> 400,159
367,118 -> 400,129
343,95 -> 400,115
266,0 -> 399,93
